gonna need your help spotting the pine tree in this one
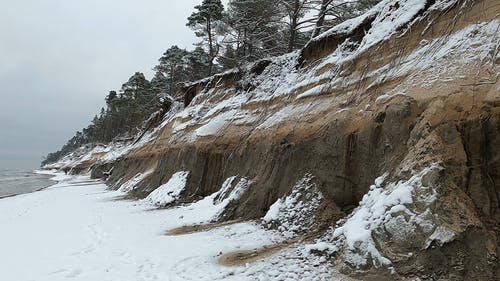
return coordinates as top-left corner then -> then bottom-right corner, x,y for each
150,71 -> 169,96
226,0 -> 286,63
120,72 -> 151,101
218,44 -> 239,70
279,0 -> 316,52
105,91 -> 117,105
187,0 -> 225,75
186,46 -> 210,81
154,46 -> 190,97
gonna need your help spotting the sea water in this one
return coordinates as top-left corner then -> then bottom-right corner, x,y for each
0,170 -> 55,198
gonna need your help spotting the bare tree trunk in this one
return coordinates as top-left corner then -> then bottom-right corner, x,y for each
207,18 -> 214,75
288,0 -> 300,52
312,0 -> 331,38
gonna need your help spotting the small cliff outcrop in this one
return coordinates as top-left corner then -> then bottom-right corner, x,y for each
46,0 -> 500,279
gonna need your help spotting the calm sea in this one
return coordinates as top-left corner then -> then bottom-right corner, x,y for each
0,170 -> 55,199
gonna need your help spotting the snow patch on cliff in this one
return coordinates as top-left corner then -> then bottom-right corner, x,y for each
425,226 -> 456,248
381,20 -> 500,92
263,174 -> 323,239
195,109 -> 255,137
312,0 -> 432,59
159,176 -> 251,224
145,171 -> 189,207
212,177 -> 252,220
302,166 -> 440,269
118,170 -> 154,193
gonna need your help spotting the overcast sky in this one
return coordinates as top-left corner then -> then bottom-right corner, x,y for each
0,0 -> 217,170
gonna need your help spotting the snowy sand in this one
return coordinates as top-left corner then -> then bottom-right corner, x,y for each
0,174 -> 298,281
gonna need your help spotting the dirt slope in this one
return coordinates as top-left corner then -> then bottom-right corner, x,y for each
55,0 -> 499,279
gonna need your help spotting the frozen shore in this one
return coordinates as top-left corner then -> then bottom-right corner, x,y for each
0,173 -> 340,281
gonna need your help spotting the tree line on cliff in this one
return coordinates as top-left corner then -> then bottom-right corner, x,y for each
42,0 -> 379,166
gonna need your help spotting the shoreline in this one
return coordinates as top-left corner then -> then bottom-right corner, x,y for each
0,170 -> 59,200
0,183 -> 55,200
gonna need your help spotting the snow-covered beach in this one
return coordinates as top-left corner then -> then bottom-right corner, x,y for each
0,173 -> 339,281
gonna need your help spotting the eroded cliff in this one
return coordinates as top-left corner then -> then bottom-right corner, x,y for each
46,0 -> 500,279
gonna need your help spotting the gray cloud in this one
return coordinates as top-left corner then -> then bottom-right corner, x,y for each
0,0 -> 208,169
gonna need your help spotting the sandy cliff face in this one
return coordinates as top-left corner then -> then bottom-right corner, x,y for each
51,0 -> 499,279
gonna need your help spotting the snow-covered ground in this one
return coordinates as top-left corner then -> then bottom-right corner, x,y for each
0,174 -> 341,281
